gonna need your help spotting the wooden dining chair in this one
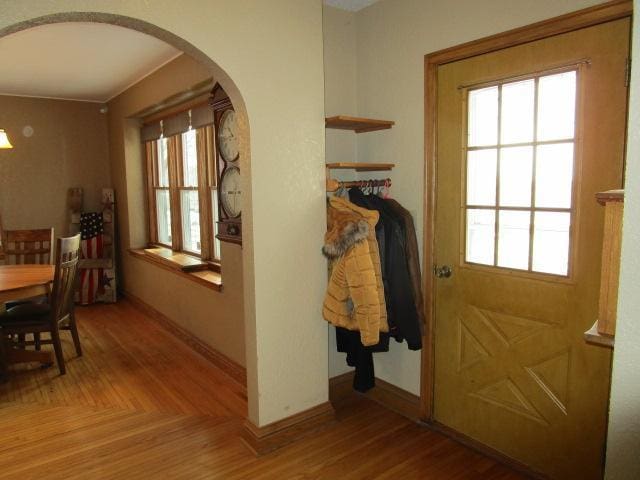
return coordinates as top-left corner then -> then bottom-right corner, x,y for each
1,228 -> 55,265
1,228 -> 55,348
0,234 -> 82,375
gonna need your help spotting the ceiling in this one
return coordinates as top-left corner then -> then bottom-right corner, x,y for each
0,22 -> 181,103
323,0 -> 382,12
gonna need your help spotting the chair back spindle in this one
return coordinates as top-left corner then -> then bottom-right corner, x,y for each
50,234 -> 81,326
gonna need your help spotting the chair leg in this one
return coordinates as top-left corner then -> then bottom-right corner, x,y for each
50,329 -> 66,375
34,333 -> 41,351
0,332 -> 8,382
69,314 -> 82,357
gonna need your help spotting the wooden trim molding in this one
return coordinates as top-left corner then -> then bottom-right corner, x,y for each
329,372 -> 421,422
123,291 -> 246,387
240,402 -> 336,456
129,248 -> 222,292
421,0 -> 633,422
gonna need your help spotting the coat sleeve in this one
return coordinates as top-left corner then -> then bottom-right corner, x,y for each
344,240 -> 382,346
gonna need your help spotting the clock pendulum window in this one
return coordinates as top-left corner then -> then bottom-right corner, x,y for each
210,84 -> 242,244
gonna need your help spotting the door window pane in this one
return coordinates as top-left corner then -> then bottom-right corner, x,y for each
467,149 -> 497,206
182,129 -> 198,187
466,209 -> 495,265
156,189 -> 171,245
464,70 -> 576,277
537,71 -> 576,141
157,137 -> 169,187
468,87 -> 498,147
532,212 -> 570,275
497,211 -> 530,270
501,79 -> 534,144
499,146 -> 533,207
181,190 -> 201,254
535,143 -> 574,209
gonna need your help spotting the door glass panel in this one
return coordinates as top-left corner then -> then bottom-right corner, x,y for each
497,211 -> 530,269
467,149 -> 497,206
532,212 -> 570,275
155,189 -> 171,245
535,143 -> 574,208
181,190 -> 201,254
182,129 -> 198,187
466,209 -> 495,265
156,137 -> 169,187
501,79 -> 534,144
537,71 -> 576,141
464,69 -> 576,276
468,86 -> 498,147
499,146 -> 533,207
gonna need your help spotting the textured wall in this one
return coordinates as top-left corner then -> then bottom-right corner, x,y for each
605,0 -> 640,477
0,0 -> 327,428
323,6 -> 360,378
107,54 -> 246,368
0,95 -> 110,237
352,0 -> 607,395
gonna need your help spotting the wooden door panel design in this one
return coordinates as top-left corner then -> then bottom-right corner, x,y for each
433,19 -> 630,479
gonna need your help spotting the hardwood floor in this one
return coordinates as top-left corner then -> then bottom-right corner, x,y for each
0,300 -> 529,479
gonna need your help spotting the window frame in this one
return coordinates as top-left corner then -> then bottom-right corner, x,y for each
459,65 -> 583,281
144,124 -> 220,268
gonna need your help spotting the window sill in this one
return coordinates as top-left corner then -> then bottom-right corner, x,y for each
129,247 -> 222,292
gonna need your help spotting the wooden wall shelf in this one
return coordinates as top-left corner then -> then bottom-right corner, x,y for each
326,162 -> 394,172
325,116 -> 394,133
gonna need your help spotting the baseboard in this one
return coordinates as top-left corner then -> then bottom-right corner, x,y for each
423,420 -> 547,480
329,371 -> 421,422
240,402 -> 336,456
123,291 -> 247,388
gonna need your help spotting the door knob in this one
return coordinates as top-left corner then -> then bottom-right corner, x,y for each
434,265 -> 452,278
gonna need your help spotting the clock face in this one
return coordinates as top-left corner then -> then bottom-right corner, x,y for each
218,109 -> 239,162
220,166 -> 242,218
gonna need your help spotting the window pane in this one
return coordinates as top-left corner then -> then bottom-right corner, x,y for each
501,79 -> 534,144
182,129 -> 198,187
468,86 -> 498,147
466,209 -> 495,265
497,211 -> 530,270
156,189 -> 171,245
157,137 -> 169,187
212,189 -> 221,260
181,190 -> 201,254
533,212 -> 570,275
467,149 -> 497,206
535,143 -> 574,209
499,146 -> 533,207
537,71 -> 576,141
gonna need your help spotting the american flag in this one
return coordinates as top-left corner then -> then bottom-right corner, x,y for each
78,212 -> 104,305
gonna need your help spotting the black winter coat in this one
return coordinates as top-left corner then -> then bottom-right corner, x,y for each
349,189 -> 422,350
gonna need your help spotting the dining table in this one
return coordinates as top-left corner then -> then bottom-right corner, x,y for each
0,264 -> 55,375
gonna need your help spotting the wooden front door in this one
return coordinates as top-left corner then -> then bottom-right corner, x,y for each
432,19 -> 630,480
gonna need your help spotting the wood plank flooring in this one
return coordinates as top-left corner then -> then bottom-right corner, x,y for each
0,300 -> 529,479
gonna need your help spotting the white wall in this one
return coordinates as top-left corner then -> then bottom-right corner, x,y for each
323,6 -> 360,378
0,0 -> 327,428
605,0 -> 640,477
351,0 -> 606,395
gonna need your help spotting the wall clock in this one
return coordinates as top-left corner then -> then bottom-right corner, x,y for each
210,83 -> 242,244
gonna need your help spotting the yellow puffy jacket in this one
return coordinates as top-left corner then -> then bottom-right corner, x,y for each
322,197 -> 388,346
